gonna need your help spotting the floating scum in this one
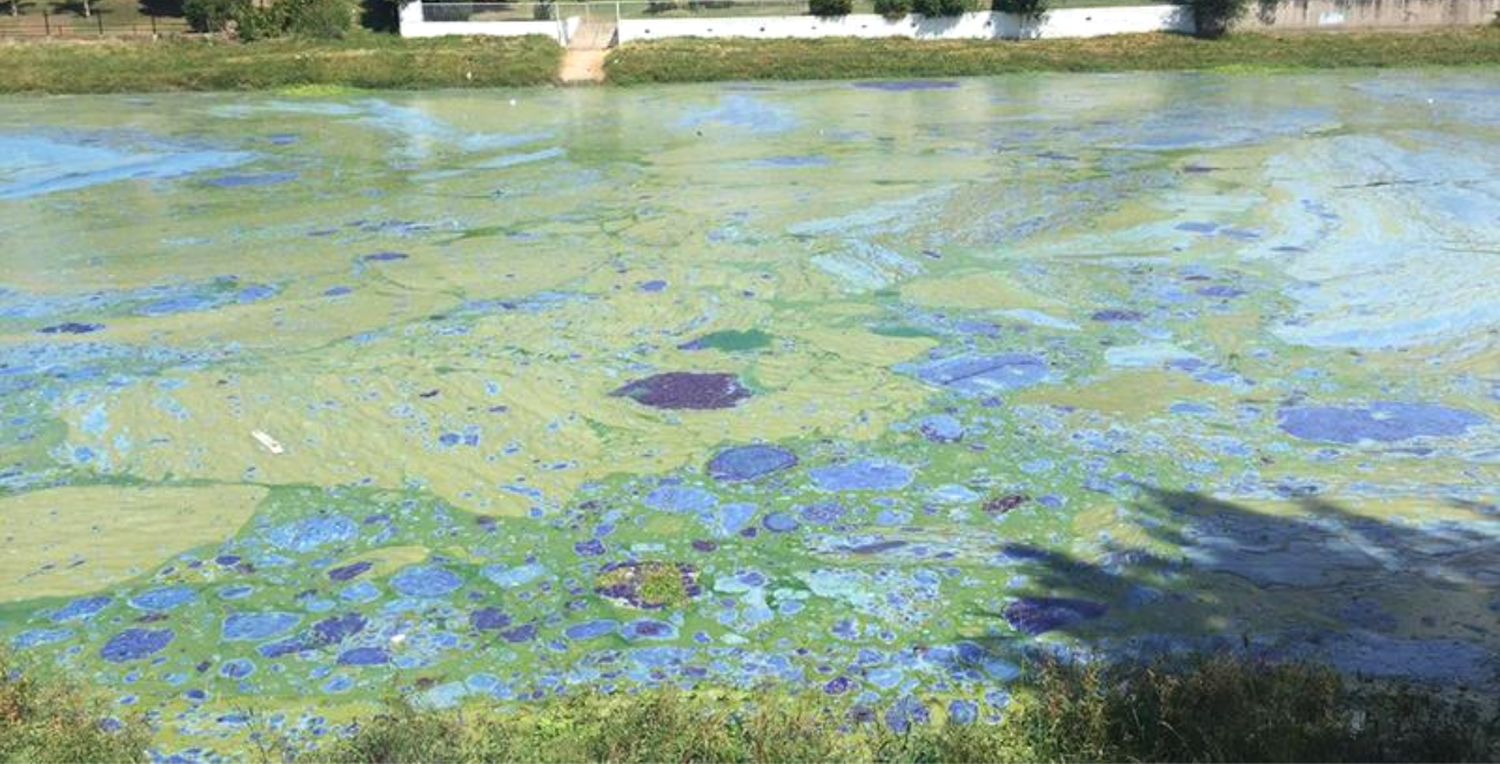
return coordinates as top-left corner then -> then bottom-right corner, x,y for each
1,72 -> 1499,758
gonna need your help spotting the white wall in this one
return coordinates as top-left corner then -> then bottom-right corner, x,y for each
615,5 -> 1191,42
399,4 -> 581,42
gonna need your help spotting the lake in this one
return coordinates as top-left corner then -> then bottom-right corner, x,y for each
2,71 -> 1499,756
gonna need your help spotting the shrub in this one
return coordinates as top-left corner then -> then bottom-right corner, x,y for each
0,650 -> 150,764
183,0 -> 247,32
993,0 -> 1046,18
872,0 -> 909,17
809,0 -> 852,16
281,0 -> 356,37
911,0 -> 967,17
1184,0 -> 1248,37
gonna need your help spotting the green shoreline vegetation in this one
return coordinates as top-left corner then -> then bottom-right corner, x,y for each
5,647 -> 1499,763
0,26 -> 1495,94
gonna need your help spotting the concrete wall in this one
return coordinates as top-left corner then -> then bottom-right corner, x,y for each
617,5 -> 1192,42
1238,0 -> 1500,30
399,3 -> 581,41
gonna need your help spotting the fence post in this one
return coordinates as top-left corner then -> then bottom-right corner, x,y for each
150,14 -> 157,34
43,9 -> 50,35
97,11 -> 104,34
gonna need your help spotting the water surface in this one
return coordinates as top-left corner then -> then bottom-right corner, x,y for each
2,72 -> 1499,756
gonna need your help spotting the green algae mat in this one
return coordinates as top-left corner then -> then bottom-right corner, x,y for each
2,73 -> 1499,759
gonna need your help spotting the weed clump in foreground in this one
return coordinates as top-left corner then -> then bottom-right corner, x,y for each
0,650 -> 149,764
314,653 -> 1500,763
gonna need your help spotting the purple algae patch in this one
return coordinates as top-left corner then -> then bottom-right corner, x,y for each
38,322 -> 104,335
1090,309 -> 1143,323
638,279 -> 668,293
621,619 -> 677,641
220,659 -> 255,679
324,286 -> 353,297
51,595 -> 112,622
1277,402 -> 1486,444
100,628 -> 174,663
337,647 -> 389,666
362,251 -> 409,262
500,623 -> 538,643
564,620 -> 618,640
885,696 -> 930,733
470,607 -> 513,631
391,565 -> 464,598
898,353 -> 1052,396
327,561 -> 372,582
205,172 -> 299,187
128,586 -> 196,611
854,80 -> 960,91
222,612 -> 301,641
575,538 -> 607,557
809,459 -> 913,492
799,501 -> 847,525
312,613 -> 367,645
707,444 -> 797,482
611,372 -> 751,410
1003,597 -> 1107,636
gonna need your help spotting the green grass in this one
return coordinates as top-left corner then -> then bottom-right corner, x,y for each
0,649 -> 149,764
0,32 -> 562,93
4,648 -> 1497,762
309,654 -> 1500,764
605,27 -> 1500,83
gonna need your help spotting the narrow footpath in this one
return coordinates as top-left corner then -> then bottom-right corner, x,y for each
559,19 -> 615,84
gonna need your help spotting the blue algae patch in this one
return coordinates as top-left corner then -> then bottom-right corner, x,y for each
854,80 -> 959,91
799,501 -> 847,525
336,647 -> 389,666
470,607 -> 512,631
11,627 -> 73,648
51,594 -> 112,622
896,353 -> 1052,396
917,414 -> 964,443
339,581 -> 381,603
809,459 -> 914,492
707,444 -> 798,482
266,515 -> 358,553
362,251 -> 409,262
678,95 -> 797,134
564,620 -> 617,640
204,171 -> 299,188
763,512 -> 800,533
750,155 -> 832,168
128,586 -> 196,611
222,612 -> 301,641
481,563 -> 545,587
0,133 -> 251,200
391,565 -> 464,598
1278,402 -> 1486,444
474,147 -> 565,170
220,659 -> 255,679
100,628 -> 174,663
644,485 -> 719,512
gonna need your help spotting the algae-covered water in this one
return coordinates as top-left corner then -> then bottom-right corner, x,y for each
2,72 -> 1499,757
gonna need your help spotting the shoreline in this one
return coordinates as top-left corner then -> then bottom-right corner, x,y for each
0,27 -> 1497,94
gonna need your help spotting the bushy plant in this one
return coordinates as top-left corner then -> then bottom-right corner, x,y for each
1184,0 -> 1248,37
993,0 -> 1046,18
183,0 -> 248,32
872,0 -> 909,17
281,0 -> 356,37
809,0 -> 852,17
0,650 -> 150,764
911,0 -> 966,17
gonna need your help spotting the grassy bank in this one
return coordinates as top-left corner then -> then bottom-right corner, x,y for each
0,33 -> 561,94
309,655 -> 1500,763
4,649 -> 1498,762
605,27 -> 1500,83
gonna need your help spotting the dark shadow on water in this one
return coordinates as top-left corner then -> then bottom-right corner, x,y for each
971,483 -> 1500,688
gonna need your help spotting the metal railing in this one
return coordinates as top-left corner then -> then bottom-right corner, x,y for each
0,11 -> 189,37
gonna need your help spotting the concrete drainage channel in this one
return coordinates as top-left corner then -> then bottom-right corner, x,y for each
560,19 -> 616,84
